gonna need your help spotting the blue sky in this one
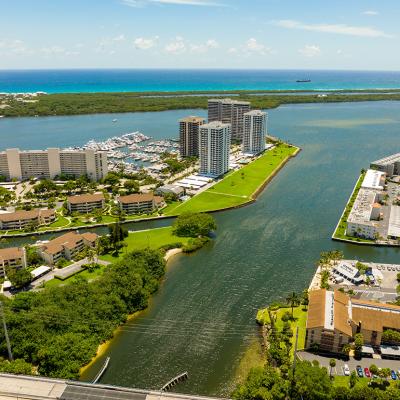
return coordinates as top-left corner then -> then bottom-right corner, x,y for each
1,0 -> 399,70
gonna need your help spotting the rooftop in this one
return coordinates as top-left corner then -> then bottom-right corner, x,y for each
208,98 -> 250,106
179,116 -> 205,123
347,188 -> 379,226
0,209 -> 54,222
361,169 -> 386,191
119,193 -> 154,204
67,193 -> 105,204
200,121 -> 231,130
388,205 -> 400,238
41,231 -> 98,255
371,152 -> 400,166
0,247 -> 24,262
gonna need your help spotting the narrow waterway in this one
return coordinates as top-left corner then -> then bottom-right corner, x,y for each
3,102 -> 400,396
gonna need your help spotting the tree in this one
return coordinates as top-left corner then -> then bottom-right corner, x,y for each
108,223 -> 128,254
354,333 -> 364,358
329,359 -> 336,379
341,344 -> 351,359
285,292 -> 300,318
172,212 -> 217,238
292,361 -> 333,400
369,364 -> 378,377
123,180 -> 139,194
103,172 -> 120,187
6,267 -> 32,289
301,289 -> 309,309
349,371 -> 358,388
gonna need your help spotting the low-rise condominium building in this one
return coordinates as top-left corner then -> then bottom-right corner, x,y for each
208,98 -> 250,142
370,153 -> 400,177
0,247 -> 26,277
306,289 -> 400,356
361,169 -> 386,191
0,148 -> 108,181
0,209 -> 55,230
39,231 -> 98,265
242,110 -> 267,155
346,189 -> 383,239
199,121 -> 231,178
118,193 -> 164,215
67,193 -> 105,214
179,116 -> 205,158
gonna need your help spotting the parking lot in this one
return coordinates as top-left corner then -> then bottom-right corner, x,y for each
298,351 -> 400,377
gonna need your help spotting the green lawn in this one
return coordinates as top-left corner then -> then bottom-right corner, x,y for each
100,226 -> 190,263
165,143 -> 297,216
333,172 -> 374,243
43,215 -> 70,229
273,306 -> 307,357
44,263 -> 109,288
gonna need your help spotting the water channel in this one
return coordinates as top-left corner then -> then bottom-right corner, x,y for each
2,102 -> 400,396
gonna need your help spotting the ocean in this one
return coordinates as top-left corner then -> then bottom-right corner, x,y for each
1,69 -> 400,94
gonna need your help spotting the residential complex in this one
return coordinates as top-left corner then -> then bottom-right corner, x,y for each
370,152 -> 400,177
242,110 -> 267,155
179,116 -> 205,158
39,231 -> 98,265
346,188 -> 382,239
118,193 -> 164,215
208,98 -> 250,142
199,121 -> 231,178
0,148 -> 108,181
345,168 -> 400,241
306,289 -> 400,358
67,193 -> 105,214
0,247 -> 26,277
0,209 -> 55,230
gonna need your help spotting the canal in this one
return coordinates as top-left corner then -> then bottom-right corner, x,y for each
2,102 -> 400,396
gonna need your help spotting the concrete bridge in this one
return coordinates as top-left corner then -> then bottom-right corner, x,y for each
0,374 -> 227,400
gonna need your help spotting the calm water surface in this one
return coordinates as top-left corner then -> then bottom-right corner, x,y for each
3,102 -> 400,396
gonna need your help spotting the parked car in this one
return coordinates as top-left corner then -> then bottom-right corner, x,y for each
364,367 -> 371,378
356,365 -> 363,378
343,364 -> 350,376
391,370 -> 397,380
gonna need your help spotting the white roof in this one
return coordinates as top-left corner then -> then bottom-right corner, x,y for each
388,205 -> 400,238
347,189 -> 378,226
361,169 -> 385,191
30,265 -> 51,278
380,345 -> 400,355
334,261 -> 363,282
372,153 -> 400,166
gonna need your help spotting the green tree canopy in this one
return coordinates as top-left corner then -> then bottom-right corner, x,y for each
172,212 -> 217,237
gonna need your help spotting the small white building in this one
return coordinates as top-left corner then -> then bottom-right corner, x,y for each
361,169 -> 386,191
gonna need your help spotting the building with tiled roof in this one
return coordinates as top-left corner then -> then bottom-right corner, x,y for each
0,247 -> 26,277
306,289 -> 400,356
118,193 -> 164,215
0,209 -> 55,230
38,231 -> 98,265
67,193 -> 105,214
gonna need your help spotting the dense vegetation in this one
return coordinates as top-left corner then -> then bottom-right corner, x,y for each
3,91 -> 400,117
233,361 -> 400,400
172,212 -> 217,237
1,249 -> 165,378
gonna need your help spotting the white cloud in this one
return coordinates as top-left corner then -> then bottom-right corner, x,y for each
227,47 -> 238,54
134,36 -> 158,50
298,44 -> 321,57
40,46 -> 80,57
121,0 -> 223,7
0,39 -> 33,56
363,10 -> 379,16
165,36 -> 186,54
245,38 -> 271,55
274,19 -> 391,38
190,39 -> 219,53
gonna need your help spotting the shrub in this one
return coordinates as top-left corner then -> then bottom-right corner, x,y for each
182,237 -> 209,253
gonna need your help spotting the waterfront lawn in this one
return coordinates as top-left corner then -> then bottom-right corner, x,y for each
165,143 -> 297,216
333,172 -> 374,243
100,226 -> 190,262
44,264 -> 109,288
39,215 -> 70,230
273,306 -> 307,357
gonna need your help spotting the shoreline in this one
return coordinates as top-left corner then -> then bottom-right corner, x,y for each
78,247 -> 183,379
1,145 -> 300,239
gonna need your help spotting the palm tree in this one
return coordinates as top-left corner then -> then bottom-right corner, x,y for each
329,358 -> 336,378
286,292 -> 300,318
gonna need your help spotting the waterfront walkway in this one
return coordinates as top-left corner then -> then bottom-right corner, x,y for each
0,374 -> 228,400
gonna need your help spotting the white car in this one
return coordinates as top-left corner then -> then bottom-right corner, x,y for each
343,364 -> 350,376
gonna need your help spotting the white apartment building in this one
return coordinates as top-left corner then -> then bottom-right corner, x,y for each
0,148 -> 108,181
208,98 -> 250,142
361,169 -> 386,191
199,121 -> 231,178
346,188 -> 383,239
370,153 -> 400,177
242,110 -> 267,155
